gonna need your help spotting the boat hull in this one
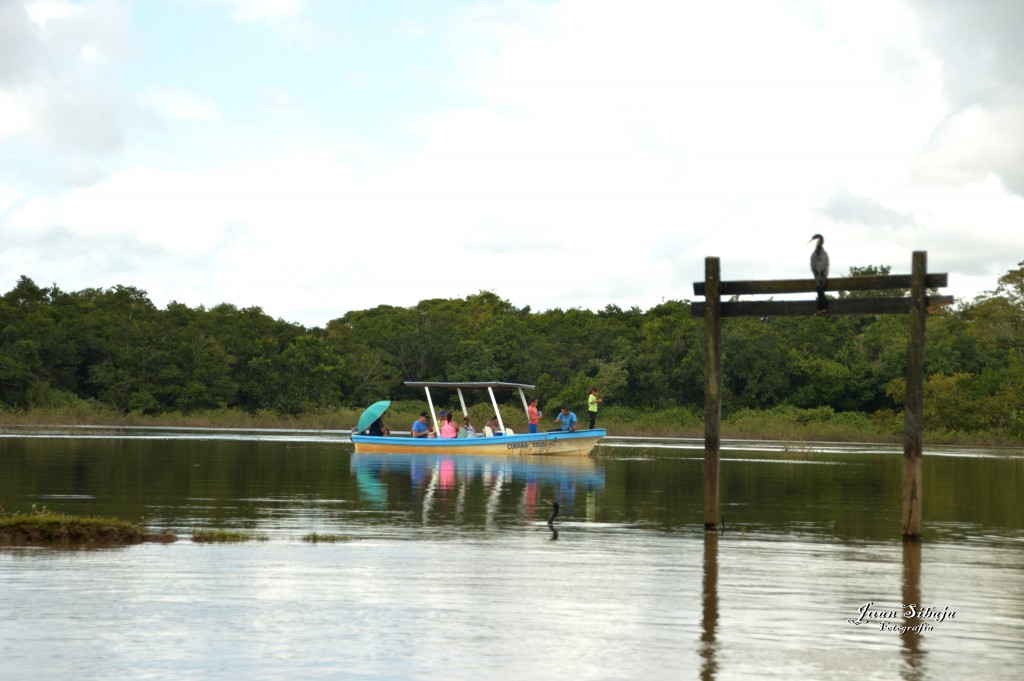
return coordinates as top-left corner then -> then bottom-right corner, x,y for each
351,429 -> 605,456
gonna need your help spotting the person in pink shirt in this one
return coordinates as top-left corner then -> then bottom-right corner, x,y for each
527,398 -> 542,434
439,411 -> 458,438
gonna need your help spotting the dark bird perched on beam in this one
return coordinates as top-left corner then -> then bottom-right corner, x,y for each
809,234 -> 829,312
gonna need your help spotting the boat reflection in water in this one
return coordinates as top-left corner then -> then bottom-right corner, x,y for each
350,453 -> 605,527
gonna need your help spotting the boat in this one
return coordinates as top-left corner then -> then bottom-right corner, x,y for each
351,381 -> 605,457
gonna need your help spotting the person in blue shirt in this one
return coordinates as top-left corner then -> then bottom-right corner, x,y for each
411,412 -> 432,438
552,405 -> 577,432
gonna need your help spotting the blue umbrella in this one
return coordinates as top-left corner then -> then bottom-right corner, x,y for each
357,400 -> 391,433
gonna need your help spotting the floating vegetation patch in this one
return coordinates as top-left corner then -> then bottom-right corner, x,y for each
0,508 -> 176,546
301,532 -> 355,543
191,529 -> 270,543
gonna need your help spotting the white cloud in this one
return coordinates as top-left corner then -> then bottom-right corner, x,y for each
221,0 -> 306,25
210,0 -> 327,48
0,0 -> 140,188
141,86 -> 220,123
39,0 -> 135,67
915,92 -> 1024,196
0,184 -> 23,214
254,85 -> 300,113
394,20 -> 428,39
908,0 -> 1024,198
23,0 -> 81,24
427,1 -> 956,282
0,1 -> 45,86
0,92 -> 33,138
2,0 -> 1023,325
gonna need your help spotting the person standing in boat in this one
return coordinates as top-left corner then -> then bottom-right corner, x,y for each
553,405 -> 577,432
411,412 -> 432,438
527,398 -> 542,434
587,387 -> 603,430
439,412 -> 458,438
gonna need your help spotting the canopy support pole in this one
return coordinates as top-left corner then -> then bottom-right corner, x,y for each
517,387 -> 530,419
424,387 -> 439,435
487,386 -> 505,433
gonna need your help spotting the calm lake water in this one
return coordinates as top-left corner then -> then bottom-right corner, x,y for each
1,427 -> 1022,680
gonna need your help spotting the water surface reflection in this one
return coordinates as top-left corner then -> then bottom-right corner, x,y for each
701,532 -> 719,681
351,453 -> 605,528
1,430 -> 1022,680
902,540 -> 924,681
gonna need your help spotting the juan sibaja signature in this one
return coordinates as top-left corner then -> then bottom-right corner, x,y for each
848,602 -> 956,634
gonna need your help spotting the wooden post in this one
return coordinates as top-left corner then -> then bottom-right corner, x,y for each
700,532 -> 719,678
901,540 -> 923,662
902,251 -> 926,539
704,257 -> 722,531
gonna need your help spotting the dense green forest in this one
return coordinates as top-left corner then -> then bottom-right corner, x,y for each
1,262 -> 1022,440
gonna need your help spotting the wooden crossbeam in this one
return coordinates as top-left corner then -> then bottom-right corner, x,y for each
689,295 -> 954,318
692,273 -> 947,297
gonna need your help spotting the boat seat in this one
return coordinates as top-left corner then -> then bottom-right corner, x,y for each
483,426 -> 494,437
504,428 -> 514,435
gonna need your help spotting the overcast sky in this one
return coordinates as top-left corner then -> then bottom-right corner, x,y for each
2,0 -> 1022,327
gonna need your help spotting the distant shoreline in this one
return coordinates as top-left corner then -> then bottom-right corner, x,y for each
2,404 -> 1018,448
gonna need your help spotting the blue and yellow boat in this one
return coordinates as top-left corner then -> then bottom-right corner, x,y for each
351,381 -> 605,457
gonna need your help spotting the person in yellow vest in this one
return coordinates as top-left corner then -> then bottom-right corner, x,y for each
587,387 -> 603,429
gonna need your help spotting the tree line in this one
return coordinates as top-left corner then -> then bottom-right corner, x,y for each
1,262 -> 1022,438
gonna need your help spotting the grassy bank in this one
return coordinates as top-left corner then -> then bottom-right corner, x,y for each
192,529 -> 269,543
0,402 -> 358,431
0,401 -> 1017,447
0,507 -> 176,545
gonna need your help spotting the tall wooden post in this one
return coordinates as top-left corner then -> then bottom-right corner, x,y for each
704,257 -> 722,531
902,251 -> 926,539
700,532 -> 719,678
901,540 -> 923,663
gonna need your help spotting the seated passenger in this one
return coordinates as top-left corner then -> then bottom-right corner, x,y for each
411,412 -> 432,438
461,417 -> 477,437
367,416 -> 388,436
485,415 -> 503,436
439,411 -> 458,439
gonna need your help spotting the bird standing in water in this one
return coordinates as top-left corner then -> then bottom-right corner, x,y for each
544,499 -> 560,525
809,234 -> 829,312
542,499 -> 560,540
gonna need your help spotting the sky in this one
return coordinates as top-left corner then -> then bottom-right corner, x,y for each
2,0 -> 1023,327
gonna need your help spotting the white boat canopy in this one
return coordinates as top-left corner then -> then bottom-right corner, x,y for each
403,381 -> 535,435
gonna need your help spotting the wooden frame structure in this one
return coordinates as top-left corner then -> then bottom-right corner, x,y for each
691,252 -> 953,540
